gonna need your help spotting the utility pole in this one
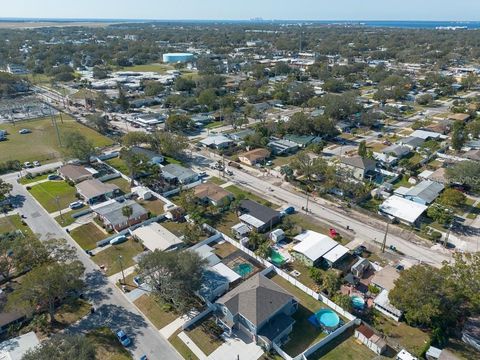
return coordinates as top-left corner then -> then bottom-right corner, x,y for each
444,222 -> 453,248
118,255 -> 126,285
50,107 -> 62,147
55,196 -> 64,222
381,222 -> 389,253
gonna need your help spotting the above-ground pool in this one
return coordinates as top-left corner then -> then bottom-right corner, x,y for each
270,250 -> 286,267
233,263 -> 254,277
351,295 -> 365,309
315,309 -> 340,329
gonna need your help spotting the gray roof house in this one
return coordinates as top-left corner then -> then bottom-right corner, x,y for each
228,129 -> 255,142
398,136 -> 425,150
131,146 -> 164,165
283,134 -> 322,148
267,138 -> 299,155
239,200 -> 281,233
340,156 -> 377,180
76,179 -> 120,205
403,180 -> 445,205
162,164 -> 199,185
382,144 -> 411,158
93,199 -> 149,232
215,273 -> 298,350
200,135 -> 234,149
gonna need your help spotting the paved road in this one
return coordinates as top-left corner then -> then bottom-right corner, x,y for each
1,164 -> 182,360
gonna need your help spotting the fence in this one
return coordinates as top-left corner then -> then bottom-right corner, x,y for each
181,305 -> 214,330
97,172 -> 121,182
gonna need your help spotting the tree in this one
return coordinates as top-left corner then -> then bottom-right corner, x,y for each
358,140 -> 367,157
467,119 -> 480,139
332,293 -> 352,312
22,334 -> 95,360
8,261 -> 84,324
446,161 -> 480,193
461,73 -> 478,90
451,122 -> 466,151
137,250 -> 207,313
122,131 -> 151,147
117,85 -> 129,111
165,114 -> 195,133
438,188 -> 466,208
119,148 -> 150,186
62,131 -> 96,164
0,179 -> 12,202
122,205 -> 133,225
427,204 -> 454,226
92,66 -> 109,79
416,94 -> 434,106
255,240 -> 271,259
197,89 -> 217,111
87,114 -> 109,134
143,81 -> 164,96
183,224 -> 204,245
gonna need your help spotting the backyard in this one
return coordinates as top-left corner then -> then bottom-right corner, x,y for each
105,157 -> 129,175
92,239 -> 145,276
185,316 -> 224,356
133,294 -> 178,330
0,115 -> 113,163
28,180 -> 78,213
86,327 -> 132,360
307,329 -> 374,360
138,197 -> 166,216
105,177 -> 131,194
70,222 -> 107,250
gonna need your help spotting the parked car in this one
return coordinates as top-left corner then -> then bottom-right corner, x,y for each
33,161 -> 41,167
226,170 -> 233,176
353,245 -> 367,256
228,161 -> 242,169
133,276 -> 142,287
198,171 -> 207,177
23,162 -> 33,168
19,128 -> 31,134
69,201 -> 84,210
116,330 -> 132,347
48,174 -> 60,180
110,235 -> 127,245
282,206 -> 295,215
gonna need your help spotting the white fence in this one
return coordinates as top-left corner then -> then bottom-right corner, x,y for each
181,305 -> 214,330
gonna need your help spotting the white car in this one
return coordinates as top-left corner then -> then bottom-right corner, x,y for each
110,235 -> 127,245
19,128 -> 31,134
33,161 -> 41,167
69,201 -> 84,210
23,161 -> 33,168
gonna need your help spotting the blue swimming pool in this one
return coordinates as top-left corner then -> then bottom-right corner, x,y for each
351,295 -> 365,309
315,309 -> 340,329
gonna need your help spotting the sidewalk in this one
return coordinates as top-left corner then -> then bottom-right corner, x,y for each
178,331 -> 207,360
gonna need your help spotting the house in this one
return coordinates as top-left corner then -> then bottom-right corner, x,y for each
162,164 -> 199,185
131,146 -> 164,165
200,135 -> 234,149
340,156 -> 377,180
283,134 -> 322,148
131,222 -> 183,252
355,323 -> 387,355
238,200 -> 280,233
402,180 -> 444,205
0,289 -> 27,334
464,149 -> 480,161
371,265 -> 400,291
410,130 -> 443,140
397,349 -> 418,360
448,113 -> 470,122
215,273 -> 298,350
193,244 -> 241,302
238,148 -> 271,166
269,229 -> 285,243
231,223 -> 251,238
58,164 -> 97,184
398,136 -> 425,150
382,144 -> 411,158
374,289 -> 403,322
351,258 -> 371,278
194,183 -> 233,208
0,332 -> 40,360
93,199 -> 149,232
379,196 -> 428,226
267,139 -> 299,155
228,129 -> 255,142
462,315 -> 480,351
292,230 -> 349,267
76,179 -> 121,205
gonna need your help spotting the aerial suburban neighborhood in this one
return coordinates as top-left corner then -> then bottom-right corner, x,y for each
0,3 -> 479,360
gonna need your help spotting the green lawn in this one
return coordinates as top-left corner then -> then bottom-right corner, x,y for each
205,121 -> 224,129
0,115 -> 113,163
86,327 -> 132,360
134,294 -> 178,330
307,330 -> 373,360
28,181 -> 78,213
208,176 -> 227,186
163,156 -> 182,165
288,213 -> 331,237
169,330 -> 199,360
161,221 -> 189,237
105,177 -> 131,194
185,316 -> 224,356
19,172 -> 53,185
70,222 -> 106,250
272,155 -> 296,168
92,239 -> 145,276
138,197 -> 166,216
54,207 -> 90,227
55,298 -> 91,325
213,241 -> 238,258
105,157 -> 129,175
224,185 -> 278,208
0,214 -> 33,236
211,211 -> 241,235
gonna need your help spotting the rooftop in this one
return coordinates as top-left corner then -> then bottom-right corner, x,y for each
239,200 -> 279,226
293,230 -> 338,262
94,199 -> 148,227
371,265 -> 400,291
379,195 -> 428,224
405,180 -> 444,204
194,183 -> 233,203
132,222 -> 183,252
58,164 -> 95,181
341,156 -> 376,170
239,148 -> 271,162
76,179 -> 119,200
0,332 -> 40,360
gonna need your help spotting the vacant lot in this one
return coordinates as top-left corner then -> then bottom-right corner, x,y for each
70,222 -> 106,250
134,294 -> 178,330
86,327 -> 132,360
0,115 -> 113,163
28,181 -> 78,213
92,239 -> 145,276
105,177 -> 131,194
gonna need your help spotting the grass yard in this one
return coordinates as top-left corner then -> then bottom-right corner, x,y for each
133,294 -> 178,330
138,197 -> 166,216
163,156 -> 183,165
161,221 -> 189,237
185,316 -> 224,356
169,330 -> 199,360
28,180 -> 78,213
282,261 -> 318,290
225,185 -> 278,208
92,239 -> 145,276
54,298 -> 91,325
0,214 -> 33,236
212,211 -> 241,235
54,207 -> 91,227
208,176 -> 227,186
373,314 -> 429,357
0,115 -> 113,163
70,222 -> 107,250
307,330 -> 373,360
105,157 -> 129,175
105,177 -> 131,194
205,121 -> 224,129
367,142 -> 387,153
86,327 -> 132,360
392,175 -> 414,190
213,241 -> 238,258
445,338 -> 480,360
288,213 -> 330,237
272,155 -> 296,168
19,172 -> 53,185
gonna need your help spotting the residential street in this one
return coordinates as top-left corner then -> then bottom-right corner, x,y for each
1,165 -> 182,360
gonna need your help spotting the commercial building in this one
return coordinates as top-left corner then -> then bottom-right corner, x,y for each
162,53 -> 194,63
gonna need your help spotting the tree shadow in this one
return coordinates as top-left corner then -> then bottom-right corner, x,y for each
84,270 -> 111,303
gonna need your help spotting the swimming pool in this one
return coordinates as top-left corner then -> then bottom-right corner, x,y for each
351,295 -> 365,309
233,263 -> 254,277
270,250 -> 286,267
315,309 -> 340,329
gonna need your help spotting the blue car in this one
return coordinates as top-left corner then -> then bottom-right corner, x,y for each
116,330 -> 132,347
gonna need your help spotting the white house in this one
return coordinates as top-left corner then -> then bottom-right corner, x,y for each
379,196 -> 428,226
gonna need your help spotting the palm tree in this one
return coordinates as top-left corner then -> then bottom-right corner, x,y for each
122,205 -> 133,227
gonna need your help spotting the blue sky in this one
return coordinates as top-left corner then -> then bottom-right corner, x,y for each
2,0 -> 480,21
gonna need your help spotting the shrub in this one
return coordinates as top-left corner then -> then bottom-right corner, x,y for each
368,284 -> 381,294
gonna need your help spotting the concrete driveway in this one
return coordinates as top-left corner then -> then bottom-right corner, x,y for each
208,330 -> 263,360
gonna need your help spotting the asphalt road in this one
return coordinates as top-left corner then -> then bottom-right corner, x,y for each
2,164 -> 182,360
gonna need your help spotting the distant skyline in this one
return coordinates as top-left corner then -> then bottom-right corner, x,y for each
2,0 -> 480,22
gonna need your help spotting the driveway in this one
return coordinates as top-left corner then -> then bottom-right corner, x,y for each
209,329 -> 263,360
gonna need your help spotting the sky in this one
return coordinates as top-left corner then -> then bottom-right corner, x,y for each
1,0 -> 480,21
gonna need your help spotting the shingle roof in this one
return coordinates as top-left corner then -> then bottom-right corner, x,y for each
405,180 -> 444,204
240,148 -> 270,162
76,179 -> 119,199
94,199 -> 148,227
341,156 -> 376,170
194,183 -> 233,203
217,273 -> 294,326
239,200 -> 279,225
58,164 -> 92,181
162,164 -> 197,182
